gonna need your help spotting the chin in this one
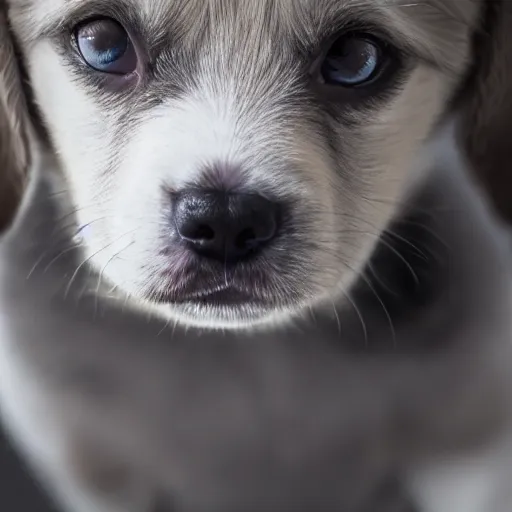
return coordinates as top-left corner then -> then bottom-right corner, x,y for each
159,304 -> 285,330
145,288 -> 299,331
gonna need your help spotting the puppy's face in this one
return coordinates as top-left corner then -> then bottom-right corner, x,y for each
8,0 -> 479,328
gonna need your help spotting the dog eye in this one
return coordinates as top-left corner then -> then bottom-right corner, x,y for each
75,18 -> 137,75
320,35 -> 385,87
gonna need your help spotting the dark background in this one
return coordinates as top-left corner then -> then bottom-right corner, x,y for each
0,426 -> 56,511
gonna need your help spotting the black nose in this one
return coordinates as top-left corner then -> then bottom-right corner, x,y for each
173,190 -> 280,263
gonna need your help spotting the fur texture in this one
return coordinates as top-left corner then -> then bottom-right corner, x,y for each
0,1 -> 512,511
0,0 -> 29,230
4,0 -> 482,328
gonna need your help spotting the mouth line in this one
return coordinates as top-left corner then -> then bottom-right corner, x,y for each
173,286 -> 261,306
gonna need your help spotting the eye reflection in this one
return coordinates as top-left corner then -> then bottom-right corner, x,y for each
75,18 -> 137,75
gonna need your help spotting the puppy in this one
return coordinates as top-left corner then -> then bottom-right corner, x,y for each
1,1 -> 512,511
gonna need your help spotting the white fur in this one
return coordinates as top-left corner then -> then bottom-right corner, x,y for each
6,0 -> 478,327
1,1 -> 512,511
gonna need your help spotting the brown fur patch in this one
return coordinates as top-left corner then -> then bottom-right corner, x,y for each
0,1 -> 29,231
457,0 -> 512,223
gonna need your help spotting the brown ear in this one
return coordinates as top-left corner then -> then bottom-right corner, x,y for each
457,0 -> 512,223
0,2 -> 30,232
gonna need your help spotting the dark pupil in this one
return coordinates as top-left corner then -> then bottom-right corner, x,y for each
81,21 -> 127,64
325,38 -> 378,83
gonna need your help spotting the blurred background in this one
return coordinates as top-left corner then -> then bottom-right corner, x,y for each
0,426 -> 56,511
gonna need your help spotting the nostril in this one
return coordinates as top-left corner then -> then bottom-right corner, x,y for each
235,228 -> 257,250
234,216 -> 278,251
172,189 -> 281,262
189,224 -> 215,242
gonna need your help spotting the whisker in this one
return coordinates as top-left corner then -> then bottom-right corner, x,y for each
360,269 -> 396,348
340,288 -> 368,348
330,299 -> 342,337
63,228 -> 139,300
42,244 -> 81,276
93,240 -> 136,317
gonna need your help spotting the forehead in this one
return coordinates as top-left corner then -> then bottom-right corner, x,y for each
10,0 -> 480,71
11,0 -> 480,34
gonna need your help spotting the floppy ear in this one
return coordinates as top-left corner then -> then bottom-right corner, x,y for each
456,0 -> 512,224
0,2 -> 31,232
